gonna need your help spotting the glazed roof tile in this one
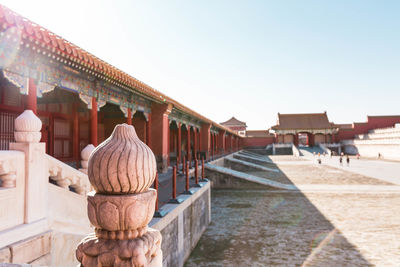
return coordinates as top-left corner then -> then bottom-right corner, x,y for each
0,4 -> 239,136
272,112 -> 334,130
220,117 -> 247,127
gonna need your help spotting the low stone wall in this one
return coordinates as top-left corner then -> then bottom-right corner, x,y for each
346,143 -> 400,160
149,181 -> 211,267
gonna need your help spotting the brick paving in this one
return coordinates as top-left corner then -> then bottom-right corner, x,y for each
185,156 -> 400,267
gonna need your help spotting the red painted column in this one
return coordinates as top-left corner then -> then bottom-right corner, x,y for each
177,123 -> 182,164
90,97 -> 98,146
198,128 -> 201,155
194,128 -> 197,159
187,125 -> 191,163
127,108 -> 132,125
146,113 -> 152,147
73,103 -> 79,166
167,121 -> 171,166
309,133 -> 315,147
294,133 -> 299,146
150,103 -> 171,173
27,78 -> 37,114
200,123 -> 211,159
219,130 -> 226,154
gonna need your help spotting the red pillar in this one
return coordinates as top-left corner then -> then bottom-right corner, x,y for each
219,130 -> 226,154
198,128 -> 201,155
146,113 -> 152,147
194,128 -> 197,159
177,123 -> 182,164
90,97 -> 98,146
127,108 -> 132,125
200,123 -> 211,159
308,133 -> 315,147
73,103 -> 79,166
294,133 -> 299,146
150,103 -> 171,173
27,78 -> 37,114
167,121 -> 171,166
187,125 -> 191,163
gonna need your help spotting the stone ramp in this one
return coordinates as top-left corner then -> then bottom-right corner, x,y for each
233,153 -> 276,166
239,150 -> 269,159
225,156 -> 279,173
299,146 -> 325,157
205,163 -> 296,190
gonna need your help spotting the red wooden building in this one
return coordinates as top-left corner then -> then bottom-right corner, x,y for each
271,112 -> 338,146
220,117 -> 247,137
0,4 -> 242,172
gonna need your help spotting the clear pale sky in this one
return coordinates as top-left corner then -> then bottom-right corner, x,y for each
2,0 -> 399,129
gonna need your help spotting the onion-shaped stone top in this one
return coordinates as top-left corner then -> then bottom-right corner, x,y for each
88,124 -> 156,194
15,110 -> 42,132
81,144 -> 95,161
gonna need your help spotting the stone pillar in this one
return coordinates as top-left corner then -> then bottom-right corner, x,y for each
76,124 -> 162,266
200,123 -> 211,159
10,110 -> 47,223
150,103 -> 171,173
26,78 -> 37,114
79,144 -> 95,174
90,97 -> 98,147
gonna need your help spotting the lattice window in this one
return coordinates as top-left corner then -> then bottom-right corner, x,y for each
54,119 -> 72,158
0,111 -> 17,150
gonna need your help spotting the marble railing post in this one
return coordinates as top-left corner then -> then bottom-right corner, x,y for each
76,124 -> 162,266
79,144 -> 95,174
9,110 -> 47,224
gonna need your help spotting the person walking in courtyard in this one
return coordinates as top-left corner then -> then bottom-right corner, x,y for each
339,155 -> 343,166
346,155 -> 350,166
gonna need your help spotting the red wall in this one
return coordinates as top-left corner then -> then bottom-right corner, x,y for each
243,137 -> 275,148
337,116 -> 400,141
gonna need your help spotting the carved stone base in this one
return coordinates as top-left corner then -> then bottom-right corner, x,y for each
76,228 -> 162,267
87,190 -> 156,233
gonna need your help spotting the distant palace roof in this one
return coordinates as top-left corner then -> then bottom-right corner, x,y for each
272,112 -> 335,130
0,4 -> 239,136
220,117 -> 247,127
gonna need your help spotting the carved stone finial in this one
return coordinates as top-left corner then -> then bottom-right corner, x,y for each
80,144 -> 95,170
88,124 -> 157,194
14,110 -> 42,143
76,124 -> 162,266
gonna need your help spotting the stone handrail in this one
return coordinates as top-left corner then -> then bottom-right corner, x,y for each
0,151 -> 25,233
292,144 -> 301,157
319,143 -> 331,156
369,125 -> 400,134
356,131 -> 400,140
46,154 -> 91,195
0,151 -> 22,188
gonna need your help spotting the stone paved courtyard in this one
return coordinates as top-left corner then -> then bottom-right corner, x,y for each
185,156 -> 400,267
